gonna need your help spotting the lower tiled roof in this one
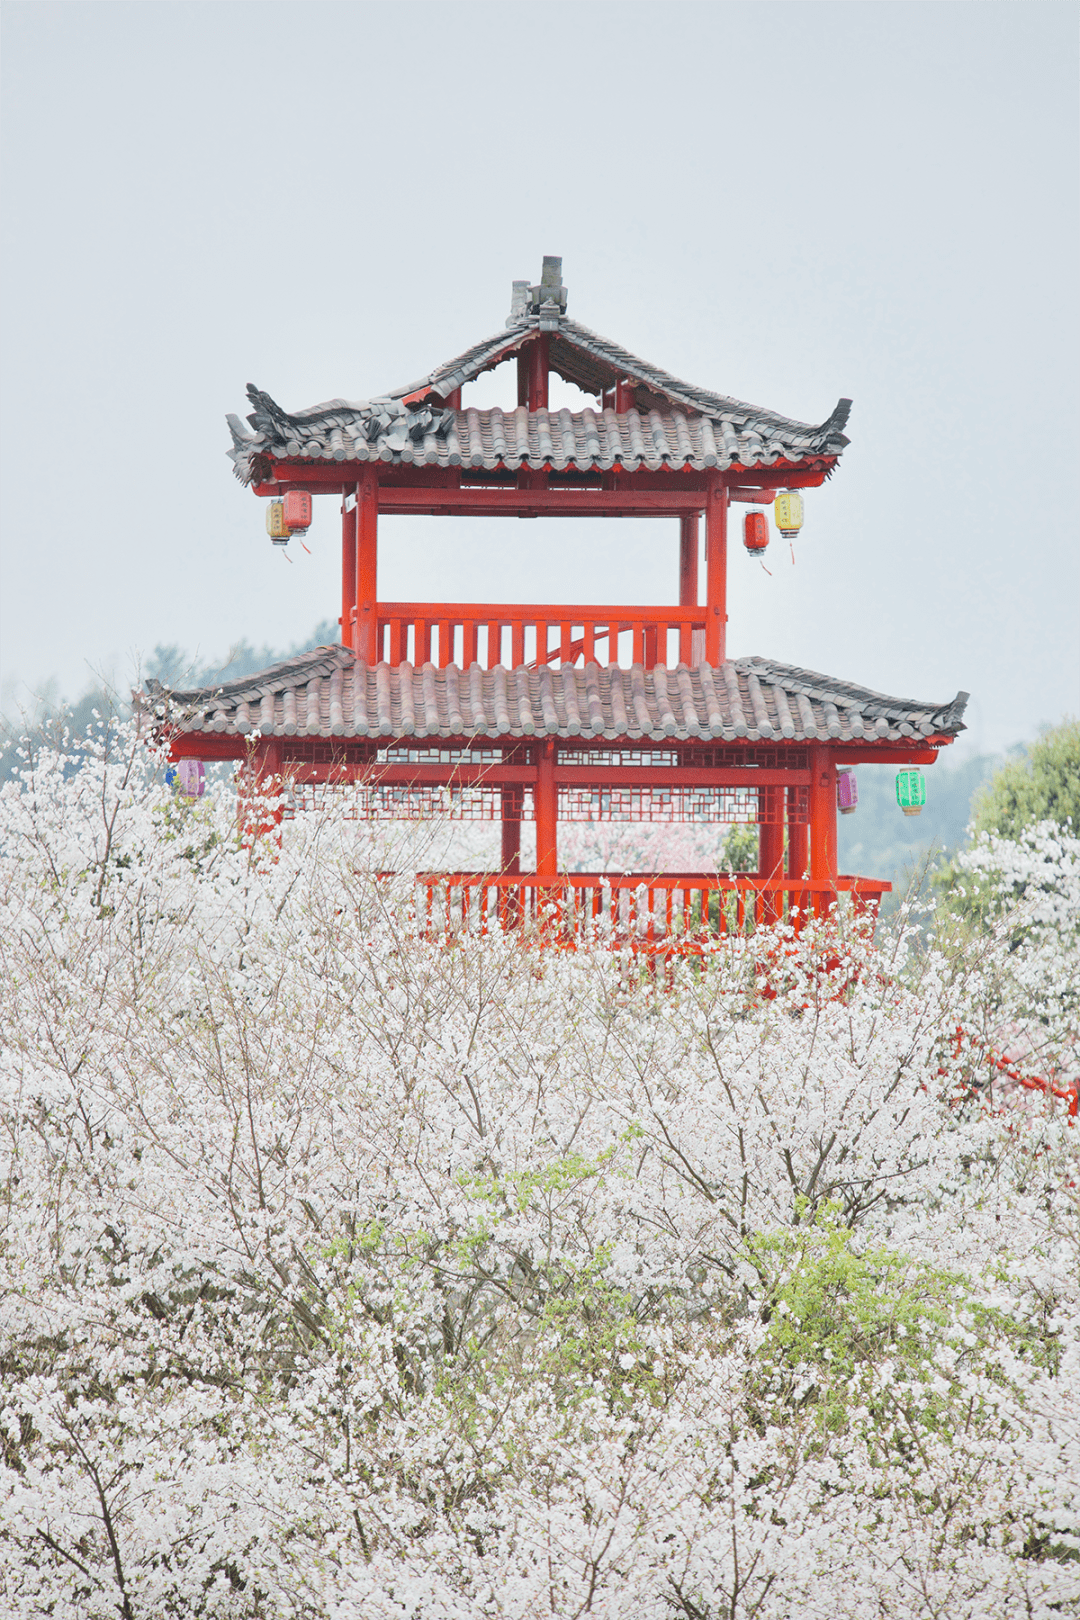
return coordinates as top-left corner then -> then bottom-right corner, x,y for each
145,646 -> 968,747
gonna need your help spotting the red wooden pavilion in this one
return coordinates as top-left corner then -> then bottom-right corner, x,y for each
150,257 -> 967,940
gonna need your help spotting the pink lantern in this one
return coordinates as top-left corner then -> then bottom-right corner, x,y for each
176,759 -> 205,799
836,767 -> 858,815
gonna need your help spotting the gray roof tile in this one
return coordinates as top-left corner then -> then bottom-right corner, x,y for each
146,647 -> 967,748
227,291 -> 850,484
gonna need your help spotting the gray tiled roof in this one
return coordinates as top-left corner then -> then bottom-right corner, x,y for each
227,276 -> 850,483
146,646 -> 967,747
230,397 -> 843,481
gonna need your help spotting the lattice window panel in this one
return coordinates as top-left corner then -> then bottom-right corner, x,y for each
289,782 -> 535,822
287,781 -> 808,826
560,785 -> 775,824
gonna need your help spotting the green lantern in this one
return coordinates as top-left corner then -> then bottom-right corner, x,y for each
895,769 -> 926,817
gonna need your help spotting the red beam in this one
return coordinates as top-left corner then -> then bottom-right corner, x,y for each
376,487 -> 711,517
376,599 -> 705,623
254,463 -> 835,502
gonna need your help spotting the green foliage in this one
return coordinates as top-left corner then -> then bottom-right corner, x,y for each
970,717 -> 1080,839
720,823 -> 758,872
934,718 -> 1080,933
745,1203 -> 1036,1439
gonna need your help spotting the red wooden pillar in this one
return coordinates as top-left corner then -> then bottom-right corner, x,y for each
501,790 -> 521,875
528,335 -> 549,412
679,512 -> 699,607
759,786 -> 784,925
340,499 -> 357,650
808,745 -> 838,917
787,788 -> 809,928
535,739 -> 558,877
500,786 -> 522,928
355,468 -> 379,664
704,477 -> 728,664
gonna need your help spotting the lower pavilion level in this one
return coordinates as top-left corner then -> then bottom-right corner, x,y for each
148,645 -> 968,942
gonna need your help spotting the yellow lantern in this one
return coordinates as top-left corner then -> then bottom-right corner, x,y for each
266,501 -> 289,544
774,491 -> 804,539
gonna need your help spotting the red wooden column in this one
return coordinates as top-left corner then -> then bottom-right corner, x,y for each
340,499 -> 357,650
679,512 -> 699,606
808,745 -> 838,917
787,787 -> 809,927
501,789 -> 521,875
704,477 -> 728,664
535,738 -> 558,877
355,468 -> 379,664
528,335 -> 550,411
500,787 -> 522,928
759,787 -> 785,925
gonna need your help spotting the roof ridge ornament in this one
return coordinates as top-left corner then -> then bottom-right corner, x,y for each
507,255 -> 568,330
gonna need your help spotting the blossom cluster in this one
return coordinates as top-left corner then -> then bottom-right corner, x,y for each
0,718 -> 1077,1618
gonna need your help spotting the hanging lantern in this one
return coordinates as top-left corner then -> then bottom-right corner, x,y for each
836,767 -> 858,815
167,760 -> 205,798
774,490 -> 804,540
895,768 -> 926,817
266,501 -> 289,545
743,511 -> 769,555
177,759 -> 205,798
283,489 -> 312,533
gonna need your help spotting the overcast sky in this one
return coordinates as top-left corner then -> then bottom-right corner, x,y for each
2,0 -> 1077,754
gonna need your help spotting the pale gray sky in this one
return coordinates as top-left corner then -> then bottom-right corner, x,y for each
2,0 -> 1077,753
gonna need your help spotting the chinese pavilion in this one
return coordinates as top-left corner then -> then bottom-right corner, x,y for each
150,257 -> 967,940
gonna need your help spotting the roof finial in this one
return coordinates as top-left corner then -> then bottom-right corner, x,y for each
507,258 -> 568,329
507,279 -> 529,327
531,255 -> 567,330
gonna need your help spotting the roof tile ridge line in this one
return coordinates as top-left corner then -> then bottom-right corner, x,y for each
736,656 -> 956,715
164,641 -> 348,698
558,319 -> 841,435
390,324 -> 535,400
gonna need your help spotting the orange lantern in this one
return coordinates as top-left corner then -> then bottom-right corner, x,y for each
743,511 -> 769,555
283,490 -> 312,532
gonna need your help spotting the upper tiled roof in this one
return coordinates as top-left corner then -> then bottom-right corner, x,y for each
229,399 -> 846,481
226,258 -> 851,484
146,645 -> 967,748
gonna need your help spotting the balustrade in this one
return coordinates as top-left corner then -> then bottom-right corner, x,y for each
414,871 -> 890,946
373,603 -> 707,669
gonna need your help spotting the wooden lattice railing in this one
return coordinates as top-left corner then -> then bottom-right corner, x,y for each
414,871 -> 891,943
373,604 -> 707,669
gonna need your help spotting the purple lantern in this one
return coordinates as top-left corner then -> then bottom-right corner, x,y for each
176,759 -> 206,799
836,767 -> 858,816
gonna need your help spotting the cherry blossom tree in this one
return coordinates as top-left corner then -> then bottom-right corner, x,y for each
1,716 -> 1077,1617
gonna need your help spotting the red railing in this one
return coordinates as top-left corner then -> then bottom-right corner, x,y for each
414,871 -> 890,944
373,604 -> 707,669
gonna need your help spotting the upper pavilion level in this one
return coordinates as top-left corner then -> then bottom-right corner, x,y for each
227,256 -> 851,494
224,257 -> 857,672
